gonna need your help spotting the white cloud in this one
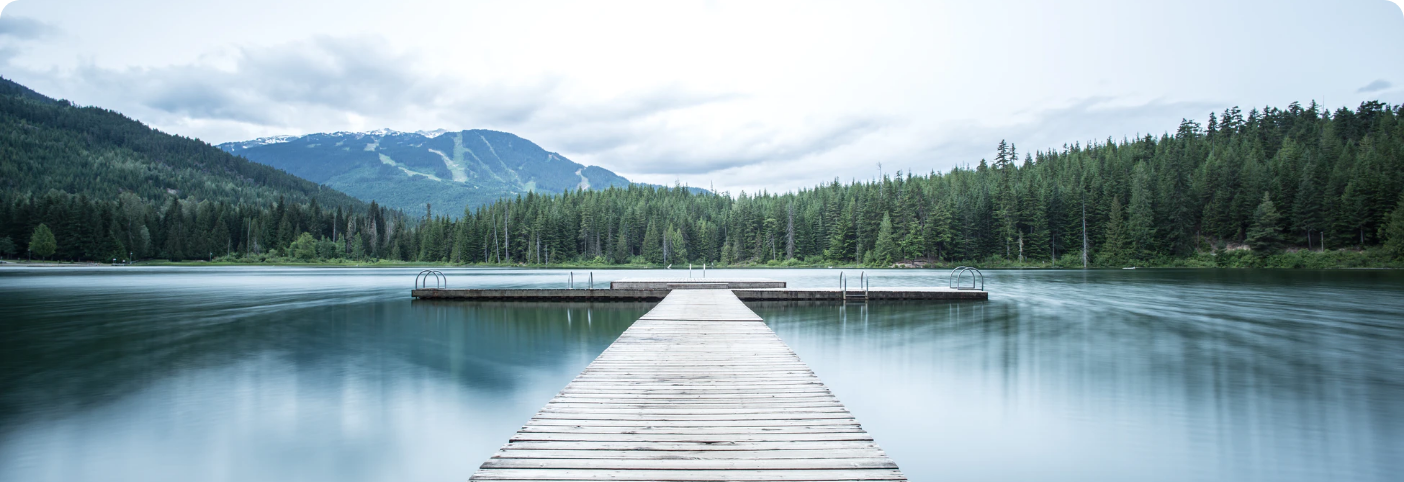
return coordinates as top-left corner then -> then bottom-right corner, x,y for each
0,6 -> 55,64
2,0 -> 1403,195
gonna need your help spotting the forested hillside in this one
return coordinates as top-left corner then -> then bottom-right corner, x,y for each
410,101 -> 1404,268
4,74 -> 1402,267
0,78 -> 362,208
0,76 -> 416,261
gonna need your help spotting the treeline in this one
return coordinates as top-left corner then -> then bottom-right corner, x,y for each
408,100 -> 1404,267
4,97 -> 1404,266
0,190 -> 412,261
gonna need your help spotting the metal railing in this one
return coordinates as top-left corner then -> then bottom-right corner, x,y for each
949,266 -> 984,291
415,270 -> 447,289
568,272 -> 595,289
839,272 -> 870,301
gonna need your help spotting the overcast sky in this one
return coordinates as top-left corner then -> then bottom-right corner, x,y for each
2,0 -> 1402,194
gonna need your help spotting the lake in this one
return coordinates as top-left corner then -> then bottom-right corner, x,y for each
1,267 -> 1401,481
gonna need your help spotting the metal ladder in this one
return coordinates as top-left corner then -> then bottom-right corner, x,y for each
839,272 -> 870,302
949,266 -> 984,290
415,270 -> 447,290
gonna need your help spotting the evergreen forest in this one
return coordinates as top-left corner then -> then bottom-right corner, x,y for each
409,101 -> 1404,268
3,70 -> 1404,268
0,76 -> 415,262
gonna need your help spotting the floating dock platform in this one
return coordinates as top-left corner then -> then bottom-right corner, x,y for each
412,278 -> 988,301
469,289 -> 908,481
610,278 -> 786,290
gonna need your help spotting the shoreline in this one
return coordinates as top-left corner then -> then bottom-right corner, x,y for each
2,259 -> 1399,270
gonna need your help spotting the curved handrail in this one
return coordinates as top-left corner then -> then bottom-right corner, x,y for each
949,266 -> 984,290
415,269 -> 446,289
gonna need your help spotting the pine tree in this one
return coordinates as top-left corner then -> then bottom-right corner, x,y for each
994,140 -> 1010,170
29,223 -> 56,259
1097,197 -> 1129,266
642,221 -> 662,264
874,213 -> 897,266
928,195 -> 953,261
1127,162 -> 1156,260
613,231 -> 630,264
1292,156 -> 1326,250
824,202 -> 854,261
351,233 -> 366,259
1245,192 -> 1284,255
1342,136 -> 1390,246
900,218 -> 925,261
785,203 -> 795,260
164,207 -> 186,260
1229,145 -> 1268,240
666,227 -> 688,264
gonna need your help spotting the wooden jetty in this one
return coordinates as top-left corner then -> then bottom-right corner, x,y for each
413,278 -> 987,302
413,287 -> 986,301
470,289 -> 908,481
610,278 -> 787,290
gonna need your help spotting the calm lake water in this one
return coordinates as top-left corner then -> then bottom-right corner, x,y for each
1,267 -> 1401,481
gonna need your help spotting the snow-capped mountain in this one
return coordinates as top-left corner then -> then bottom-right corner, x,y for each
218,129 -> 633,217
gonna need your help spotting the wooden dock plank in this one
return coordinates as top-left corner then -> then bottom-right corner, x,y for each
479,458 -> 899,469
522,421 -> 859,430
487,448 -> 890,459
470,290 -> 906,482
472,468 -> 907,481
412,285 -> 986,301
499,441 -> 884,451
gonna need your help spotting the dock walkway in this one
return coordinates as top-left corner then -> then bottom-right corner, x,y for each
414,287 -> 986,301
470,289 -> 907,481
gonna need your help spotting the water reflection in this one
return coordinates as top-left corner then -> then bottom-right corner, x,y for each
1,267 -> 1401,482
752,270 -> 1404,482
0,269 -> 649,482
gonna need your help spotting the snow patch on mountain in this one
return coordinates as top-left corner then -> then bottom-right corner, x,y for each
226,135 -> 297,149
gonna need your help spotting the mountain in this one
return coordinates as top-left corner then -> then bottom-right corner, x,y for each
219,129 -> 633,217
0,76 -> 365,210
0,76 -> 387,262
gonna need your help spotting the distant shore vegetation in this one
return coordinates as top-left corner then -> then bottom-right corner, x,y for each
4,99 -> 1404,269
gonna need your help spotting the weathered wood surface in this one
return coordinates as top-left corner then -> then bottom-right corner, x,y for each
733,287 -> 986,301
610,278 -> 787,290
470,289 -> 907,482
412,289 -> 671,301
415,286 -> 987,301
